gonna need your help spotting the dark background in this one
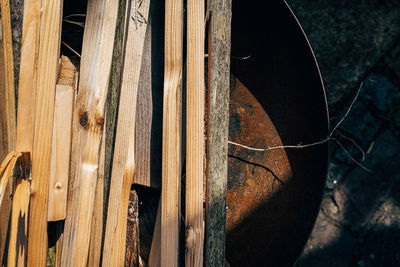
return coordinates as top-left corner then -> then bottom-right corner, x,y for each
285,1 -> 400,266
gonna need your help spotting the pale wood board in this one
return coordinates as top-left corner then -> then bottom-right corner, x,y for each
87,115 -> 106,267
148,200 -> 161,267
102,0 -> 151,264
0,0 -> 16,162
61,0 -> 120,265
88,0 -> 129,264
7,178 -> 30,267
48,56 -> 77,221
161,0 -> 183,265
15,0 -> 40,153
205,0 -> 232,265
186,0 -> 205,265
26,0 -> 63,264
6,0 -> 41,262
0,151 -> 17,264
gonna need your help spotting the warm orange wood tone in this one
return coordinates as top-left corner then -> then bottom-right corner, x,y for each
186,0 -> 205,265
161,0 -> 183,265
61,0 -> 120,265
48,56 -> 77,221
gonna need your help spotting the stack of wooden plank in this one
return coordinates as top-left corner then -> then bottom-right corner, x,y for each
0,0 -> 231,265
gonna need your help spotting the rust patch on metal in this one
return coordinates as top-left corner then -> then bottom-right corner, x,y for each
226,78 -> 293,231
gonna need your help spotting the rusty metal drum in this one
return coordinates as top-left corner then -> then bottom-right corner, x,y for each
226,1 -> 329,266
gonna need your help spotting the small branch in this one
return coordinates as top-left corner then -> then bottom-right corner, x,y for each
61,41 -> 81,58
228,82 -> 372,172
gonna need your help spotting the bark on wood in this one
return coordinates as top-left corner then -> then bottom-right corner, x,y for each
205,0 -> 232,266
61,0 -> 120,265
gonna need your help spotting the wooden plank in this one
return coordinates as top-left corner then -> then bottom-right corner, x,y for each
15,0 -> 40,153
61,0 -> 120,265
148,200 -> 161,267
0,151 -> 18,264
7,0 -> 41,264
7,175 -> 30,267
0,0 -> 16,162
87,118 -> 106,267
186,0 -> 205,265
48,56 -> 77,221
134,16 -> 152,187
205,0 -> 232,265
161,0 -> 183,264
6,152 -> 30,267
26,0 -> 63,264
102,0 -> 151,264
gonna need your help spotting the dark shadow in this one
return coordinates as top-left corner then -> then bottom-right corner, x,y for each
225,0 -> 329,265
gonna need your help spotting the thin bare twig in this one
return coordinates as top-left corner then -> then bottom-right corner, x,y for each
61,41 -> 81,58
228,82 -> 371,171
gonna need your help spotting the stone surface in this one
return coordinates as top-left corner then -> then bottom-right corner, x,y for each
297,131 -> 400,266
286,0 -> 400,112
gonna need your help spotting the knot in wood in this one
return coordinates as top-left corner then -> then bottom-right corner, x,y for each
79,112 -> 89,127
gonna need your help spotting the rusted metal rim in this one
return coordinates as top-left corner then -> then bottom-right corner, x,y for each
226,0 -> 329,266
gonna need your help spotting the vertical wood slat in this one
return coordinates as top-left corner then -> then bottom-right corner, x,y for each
0,0 -> 16,162
61,0 -> 120,265
134,15 -> 153,187
161,0 -> 183,265
8,0 -> 41,263
27,0 -> 64,264
0,152 -> 18,264
48,56 -> 77,222
186,0 -> 205,265
88,0 -> 129,264
7,155 -> 30,267
205,0 -> 232,265
102,0 -> 151,264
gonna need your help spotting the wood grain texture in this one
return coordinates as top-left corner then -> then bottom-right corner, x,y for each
8,0 -> 41,264
0,151 -> 18,264
87,116 -> 106,267
186,0 -> 205,265
125,190 -> 139,267
148,200 -> 161,267
0,0 -> 16,162
48,56 -> 77,221
15,0 -> 40,153
161,0 -> 183,265
134,17 -> 152,187
7,178 -> 30,267
205,0 -> 231,265
61,0 -> 120,265
102,0 -> 151,264
27,0 -> 63,264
